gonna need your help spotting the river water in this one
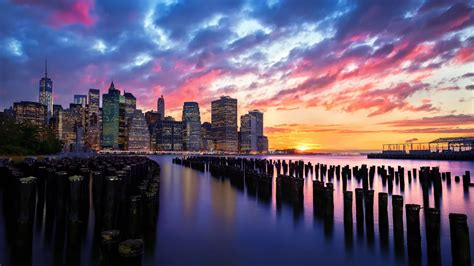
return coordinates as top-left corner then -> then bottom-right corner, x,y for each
1,155 -> 473,265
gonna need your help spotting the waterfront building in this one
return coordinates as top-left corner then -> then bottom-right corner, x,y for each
257,136 -> 269,153
39,61 -> 53,121
128,109 -> 150,151
59,103 -> 86,151
211,96 -> 238,152
86,89 -> 101,150
157,95 -> 165,120
201,122 -> 215,152
102,81 -> 126,150
124,92 -> 136,122
240,110 -> 266,153
182,102 -> 201,151
153,117 -> 183,151
145,111 -> 160,128
13,101 -> 47,127
73,95 -> 87,107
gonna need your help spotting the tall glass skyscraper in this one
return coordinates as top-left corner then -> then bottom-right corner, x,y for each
182,102 -> 201,151
211,96 -> 238,152
102,81 -> 125,150
240,110 -> 264,153
128,109 -> 150,151
39,60 -> 53,121
87,89 -> 101,150
124,92 -> 136,121
157,95 -> 165,120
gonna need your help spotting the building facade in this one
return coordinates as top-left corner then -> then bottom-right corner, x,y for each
39,61 -> 53,121
182,102 -> 201,151
124,92 -> 136,122
13,101 -> 47,127
153,117 -> 183,151
128,109 -> 150,151
102,81 -> 126,150
87,89 -> 101,150
58,103 -> 86,151
211,96 -> 238,152
157,95 -> 165,120
240,110 -> 265,153
201,122 -> 215,152
73,95 -> 87,107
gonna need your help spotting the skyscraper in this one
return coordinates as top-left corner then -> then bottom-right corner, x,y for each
201,122 -> 215,151
153,117 -> 183,151
157,95 -> 165,120
73,95 -> 87,107
124,92 -> 137,121
128,109 -> 150,151
182,102 -> 201,151
58,103 -> 86,152
240,110 -> 266,153
211,96 -> 238,152
39,60 -> 53,121
87,89 -> 101,150
13,101 -> 47,127
102,81 -> 125,150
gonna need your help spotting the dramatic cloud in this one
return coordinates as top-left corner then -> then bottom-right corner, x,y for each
1,0 -> 473,149
380,114 -> 474,127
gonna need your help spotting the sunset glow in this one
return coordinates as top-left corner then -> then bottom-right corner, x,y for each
1,0 -> 473,151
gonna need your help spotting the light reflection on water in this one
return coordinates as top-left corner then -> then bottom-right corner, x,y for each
148,155 -> 473,266
0,155 -> 472,265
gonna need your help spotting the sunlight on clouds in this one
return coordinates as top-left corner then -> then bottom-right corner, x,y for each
232,18 -> 272,39
143,9 -> 173,49
7,38 -> 23,57
93,39 -> 107,53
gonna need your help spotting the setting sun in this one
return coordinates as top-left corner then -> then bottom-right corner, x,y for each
296,144 -> 310,152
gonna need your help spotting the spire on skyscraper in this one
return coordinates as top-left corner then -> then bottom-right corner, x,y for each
45,59 -> 48,78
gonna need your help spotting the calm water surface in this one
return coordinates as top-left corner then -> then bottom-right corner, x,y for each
1,155 -> 473,265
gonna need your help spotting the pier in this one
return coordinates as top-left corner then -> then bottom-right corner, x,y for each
368,137 -> 474,161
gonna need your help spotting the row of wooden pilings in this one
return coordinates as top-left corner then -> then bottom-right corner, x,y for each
173,156 -> 472,266
0,156 -> 160,266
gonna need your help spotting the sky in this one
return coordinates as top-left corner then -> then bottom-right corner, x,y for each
0,0 -> 473,151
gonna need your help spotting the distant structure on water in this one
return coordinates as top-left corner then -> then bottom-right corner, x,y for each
368,137 -> 474,161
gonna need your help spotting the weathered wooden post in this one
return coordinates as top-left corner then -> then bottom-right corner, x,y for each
378,192 -> 389,250
100,230 -> 120,266
449,213 -> 471,266
425,208 -> 441,266
406,204 -> 421,264
355,188 -> 364,237
343,191 -> 353,248
364,190 -> 374,244
118,239 -> 144,266
392,195 -> 404,256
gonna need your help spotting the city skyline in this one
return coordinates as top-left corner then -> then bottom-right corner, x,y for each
1,0 -> 474,151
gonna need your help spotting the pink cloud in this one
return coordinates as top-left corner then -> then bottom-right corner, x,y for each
49,0 -> 96,27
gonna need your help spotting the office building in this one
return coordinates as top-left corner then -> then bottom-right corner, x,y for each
240,110 -> 265,153
102,81 -> 126,150
39,61 -> 53,121
211,96 -> 238,152
124,92 -> 136,122
13,101 -> 47,127
73,95 -> 87,107
201,122 -> 215,152
86,89 -> 101,150
58,103 -> 86,151
153,117 -> 183,151
157,95 -> 165,120
182,102 -> 201,151
128,109 -> 150,151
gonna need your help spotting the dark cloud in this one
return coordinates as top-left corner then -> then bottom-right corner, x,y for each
0,0 -> 473,118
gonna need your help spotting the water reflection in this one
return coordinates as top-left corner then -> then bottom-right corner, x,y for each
0,155 -> 473,265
